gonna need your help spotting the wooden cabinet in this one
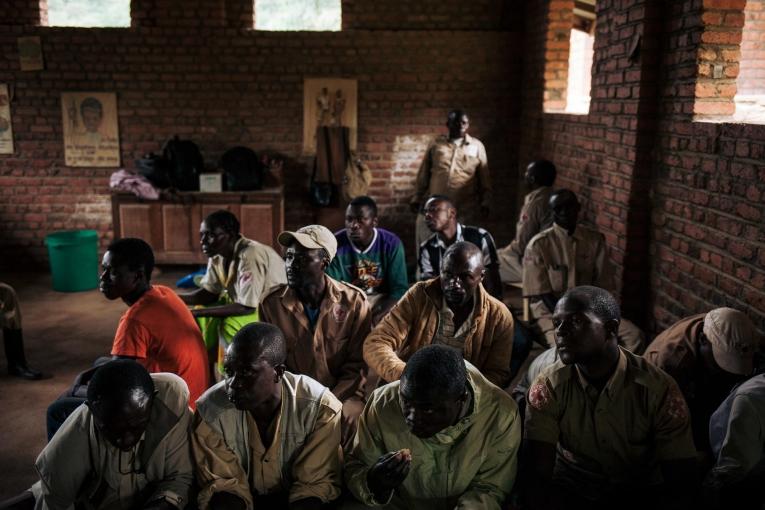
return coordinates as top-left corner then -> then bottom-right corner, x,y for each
111,189 -> 284,264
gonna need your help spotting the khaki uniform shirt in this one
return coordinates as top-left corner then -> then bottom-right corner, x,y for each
523,223 -> 611,298
259,275 -> 372,402
345,362 -> 521,510
200,236 -> 286,308
508,186 -> 554,258
524,348 -> 696,498
33,374 -> 193,510
411,134 -> 491,211
192,372 -> 343,509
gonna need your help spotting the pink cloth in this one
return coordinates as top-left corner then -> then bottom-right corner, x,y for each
109,169 -> 160,199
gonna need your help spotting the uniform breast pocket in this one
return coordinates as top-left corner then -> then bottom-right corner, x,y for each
548,265 -> 568,294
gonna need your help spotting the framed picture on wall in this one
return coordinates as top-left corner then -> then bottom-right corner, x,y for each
303,78 -> 357,154
0,84 -> 13,155
61,92 -> 120,167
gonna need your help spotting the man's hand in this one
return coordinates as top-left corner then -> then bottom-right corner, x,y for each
366,450 -> 412,503
410,202 -> 421,214
341,399 -> 364,446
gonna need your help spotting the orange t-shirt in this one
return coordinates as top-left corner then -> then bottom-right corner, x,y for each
111,285 -> 209,408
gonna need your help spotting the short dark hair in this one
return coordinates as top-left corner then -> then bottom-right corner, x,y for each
401,345 -> 467,400
447,109 -> 468,122
107,238 -> 155,281
87,359 -> 155,405
562,285 -> 621,323
204,210 -> 240,236
442,241 -> 482,270
550,188 -> 579,205
349,195 -> 378,217
231,322 -> 287,366
529,159 -> 556,186
80,97 -> 103,115
425,194 -> 456,210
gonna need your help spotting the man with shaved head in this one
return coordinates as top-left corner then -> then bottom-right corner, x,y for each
523,189 -> 645,353
25,360 -> 193,510
523,286 -> 697,509
365,241 -> 514,388
346,345 -> 520,509
192,322 -> 342,510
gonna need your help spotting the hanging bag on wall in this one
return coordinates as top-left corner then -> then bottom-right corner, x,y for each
342,152 -> 372,202
310,126 -> 342,207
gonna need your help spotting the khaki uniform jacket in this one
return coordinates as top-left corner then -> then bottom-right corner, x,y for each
507,186 -> 554,258
259,275 -> 372,402
411,134 -> 491,211
523,223 -> 611,298
345,362 -> 521,510
363,278 -> 514,387
524,348 -> 696,498
192,372 -> 342,509
200,236 -> 287,308
33,374 -> 193,510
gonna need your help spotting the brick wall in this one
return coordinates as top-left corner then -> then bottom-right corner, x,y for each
652,0 -> 765,332
520,0 -> 765,334
739,0 -> 765,95
0,0 -> 522,268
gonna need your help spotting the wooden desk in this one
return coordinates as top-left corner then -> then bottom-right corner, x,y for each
111,188 -> 284,264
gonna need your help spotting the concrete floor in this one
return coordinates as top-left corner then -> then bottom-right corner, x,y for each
0,268 -> 187,498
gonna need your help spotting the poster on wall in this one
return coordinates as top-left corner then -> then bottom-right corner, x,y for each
0,84 -> 13,155
17,36 -> 44,71
303,78 -> 357,154
61,92 -> 120,167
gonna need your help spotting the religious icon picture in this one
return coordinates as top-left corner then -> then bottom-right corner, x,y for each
0,84 -> 14,155
303,78 -> 357,154
61,92 -> 120,167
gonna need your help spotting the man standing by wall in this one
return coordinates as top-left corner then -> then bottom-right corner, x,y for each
410,109 -> 491,249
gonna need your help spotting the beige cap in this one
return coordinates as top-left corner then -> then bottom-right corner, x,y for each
703,307 -> 757,376
278,225 -> 337,261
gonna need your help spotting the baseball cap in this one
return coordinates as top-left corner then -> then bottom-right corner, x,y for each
277,225 -> 337,261
703,307 -> 757,376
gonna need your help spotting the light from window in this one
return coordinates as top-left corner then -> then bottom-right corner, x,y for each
47,0 -> 130,27
733,0 -> 765,123
565,28 -> 594,115
255,0 -> 341,31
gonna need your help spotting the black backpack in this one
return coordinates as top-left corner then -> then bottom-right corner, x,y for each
220,146 -> 264,191
162,136 -> 204,191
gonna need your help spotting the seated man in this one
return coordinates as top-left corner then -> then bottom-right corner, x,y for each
418,195 -> 502,300
704,373 -> 765,509
101,238 -> 209,405
497,159 -> 556,284
180,210 -> 286,375
327,195 -> 408,325
365,242 -> 514,388
47,238 -> 211,439
523,286 -> 697,509
645,307 -> 758,453
259,225 -> 371,444
1,282 -> 42,380
192,322 -> 342,510
345,345 -> 520,509
523,189 -> 645,353
33,360 -> 193,510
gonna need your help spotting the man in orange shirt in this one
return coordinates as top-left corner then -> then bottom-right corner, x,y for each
46,238 -> 209,439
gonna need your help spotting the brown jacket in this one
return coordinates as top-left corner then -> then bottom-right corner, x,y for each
259,275 -> 372,402
363,278 -> 514,387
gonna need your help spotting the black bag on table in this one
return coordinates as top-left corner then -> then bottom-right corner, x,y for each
220,146 -> 265,191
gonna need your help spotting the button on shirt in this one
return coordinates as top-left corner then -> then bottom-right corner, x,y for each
200,236 -> 287,308
524,348 -> 696,498
522,223 -> 611,298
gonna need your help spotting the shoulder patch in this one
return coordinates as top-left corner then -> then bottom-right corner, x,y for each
528,382 -> 553,410
663,383 -> 689,424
